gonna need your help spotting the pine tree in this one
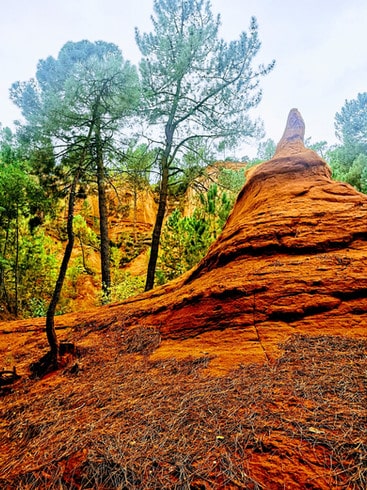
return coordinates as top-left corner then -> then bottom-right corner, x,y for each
135,0 -> 274,289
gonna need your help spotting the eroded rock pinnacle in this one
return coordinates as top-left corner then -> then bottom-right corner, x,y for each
275,108 -> 306,156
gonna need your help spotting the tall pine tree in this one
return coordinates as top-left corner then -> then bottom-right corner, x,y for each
136,0 -> 274,290
10,41 -> 140,366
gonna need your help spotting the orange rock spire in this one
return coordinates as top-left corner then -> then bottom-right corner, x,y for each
274,108 -> 306,156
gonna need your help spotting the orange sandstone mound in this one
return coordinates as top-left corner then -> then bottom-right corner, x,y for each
75,108 -> 367,367
2,108 -> 367,372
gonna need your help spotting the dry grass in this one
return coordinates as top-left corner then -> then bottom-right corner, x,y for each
0,328 -> 366,489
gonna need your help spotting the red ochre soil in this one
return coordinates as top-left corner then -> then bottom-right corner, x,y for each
1,110 -> 366,489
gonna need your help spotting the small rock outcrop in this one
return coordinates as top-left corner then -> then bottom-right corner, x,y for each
86,109 -> 367,349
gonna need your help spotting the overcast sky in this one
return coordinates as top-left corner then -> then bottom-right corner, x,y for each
1,0 -> 366,156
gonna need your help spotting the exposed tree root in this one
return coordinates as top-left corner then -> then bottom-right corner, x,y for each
30,342 -> 77,378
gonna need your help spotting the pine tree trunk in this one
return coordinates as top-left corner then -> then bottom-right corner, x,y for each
0,222 -> 11,312
133,183 -> 138,245
145,161 -> 169,291
95,123 -> 111,302
45,172 -> 79,364
14,205 -> 19,317
44,115 -> 96,368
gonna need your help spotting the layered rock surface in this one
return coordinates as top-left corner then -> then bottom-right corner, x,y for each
84,109 -> 367,351
3,109 -> 367,370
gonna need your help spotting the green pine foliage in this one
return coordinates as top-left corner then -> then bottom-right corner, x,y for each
157,182 -> 236,284
0,154 -> 58,317
104,272 -> 145,304
19,228 -> 60,317
157,209 -> 211,283
102,245 -> 145,303
327,92 -> 367,193
329,147 -> 367,193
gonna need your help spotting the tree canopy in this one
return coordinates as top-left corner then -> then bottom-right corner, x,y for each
328,92 -> 367,193
335,92 -> 367,152
10,40 -> 141,365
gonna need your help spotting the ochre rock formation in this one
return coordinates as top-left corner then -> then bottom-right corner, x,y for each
80,108 -> 367,364
3,109 -> 366,370
2,110 -> 366,490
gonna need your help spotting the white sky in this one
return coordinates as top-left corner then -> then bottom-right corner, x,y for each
1,0 -> 366,156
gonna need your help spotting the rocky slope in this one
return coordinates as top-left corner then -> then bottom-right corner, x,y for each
3,108 -> 367,367
1,109 -> 367,489
72,109 -> 367,365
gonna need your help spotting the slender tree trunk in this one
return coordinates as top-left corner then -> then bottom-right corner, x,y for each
44,118 -> 95,368
14,205 -> 19,317
78,235 -> 91,274
133,183 -> 138,245
0,224 -> 8,292
0,222 -> 11,312
145,160 -> 169,291
46,171 -> 79,363
95,122 -> 111,302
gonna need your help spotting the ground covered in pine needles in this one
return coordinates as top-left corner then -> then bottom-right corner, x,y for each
0,324 -> 366,489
